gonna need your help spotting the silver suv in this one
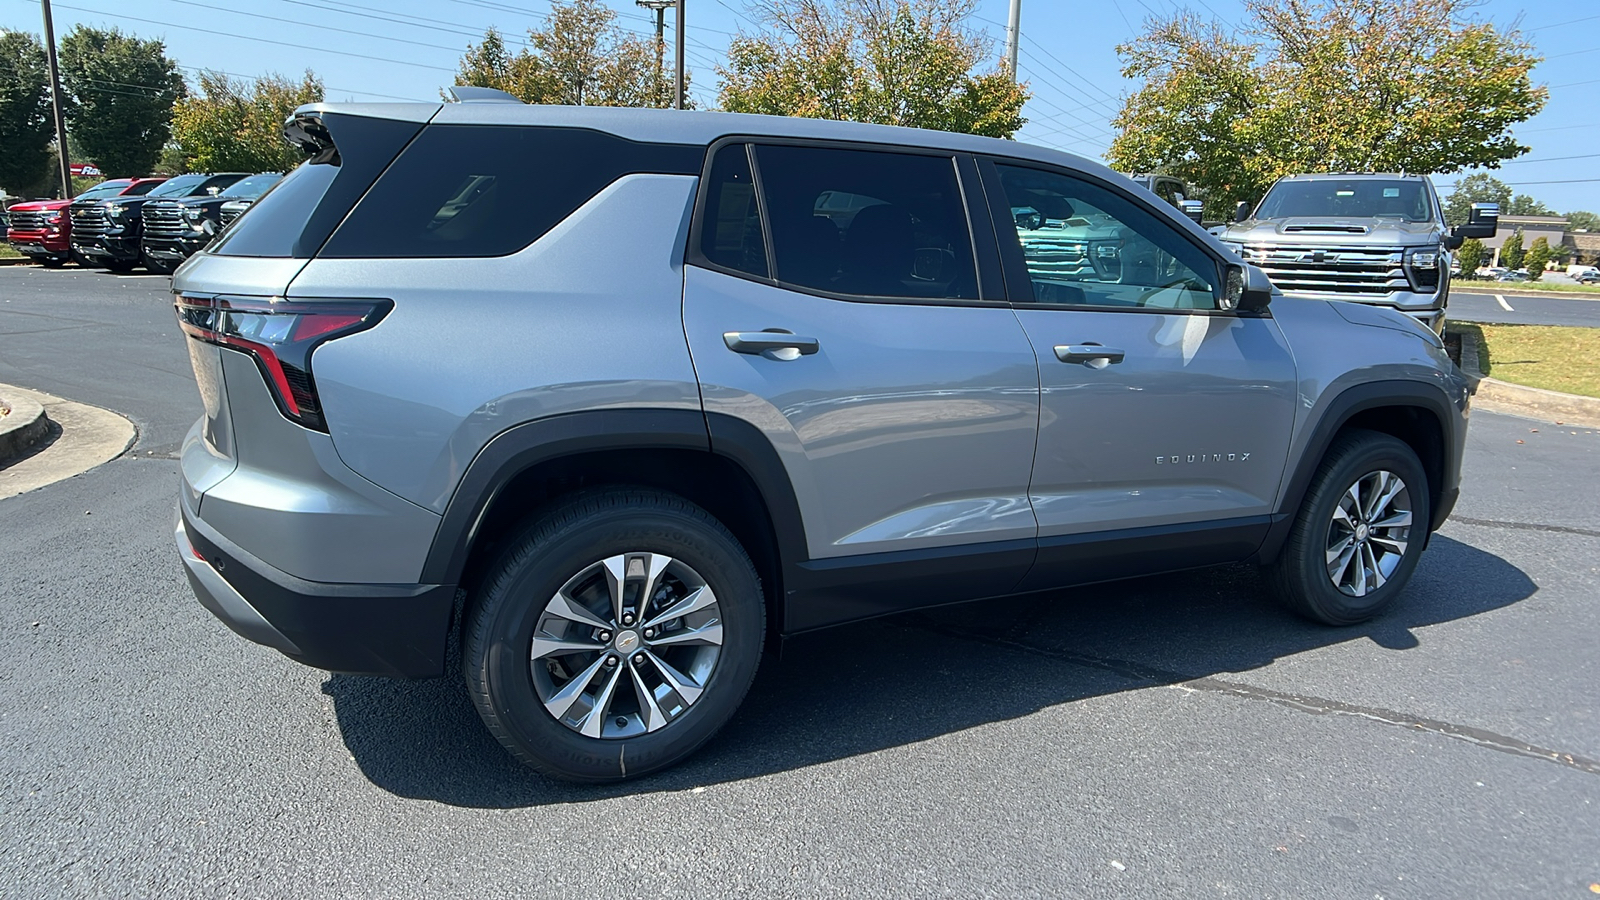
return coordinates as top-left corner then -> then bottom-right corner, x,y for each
1218,173 -> 1499,333
174,97 -> 1470,781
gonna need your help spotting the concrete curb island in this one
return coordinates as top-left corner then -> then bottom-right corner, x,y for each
0,393 -> 51,460
0,383 -> 137,500
1453,328 -> 1600,429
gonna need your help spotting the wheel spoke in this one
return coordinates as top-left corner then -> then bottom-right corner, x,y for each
1370,534 -> 1408,555
543,653 -> 609,721
1360,472 -> 1388,520
601,555 -> 628,624
1328,539 -> 1359,586
1352,542 -> 1369,595
1371,510 -> 1412,529
531,634 -> 606,659
644,649 -> 704,706
578,663 -> 626,738
1331,504 -> 1356,528
641,585 -> 718,630
1365,543 -> 1387,589
546,592 -> 612,631
1370,475 -> 1406,521
647,621 -> 724,648
628,660 -> 668,732
1326,535 -> 1355,567
1345,482 -> 1364,519
641,553 -> 673,613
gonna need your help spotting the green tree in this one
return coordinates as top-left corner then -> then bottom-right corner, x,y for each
1507,194 -> 1554,216
1524,235 -> 1551,280
718,0 -> 1028,138
1500,228 -> 1525,270
453,0 -> 661,107
1110,0 -> 1546,214
1455,237 -> 1484,279
1566,210 -> 1600,232
1444,173 -> 1512,227
0,31 -> 54,195
171,71 -> 324,173
58,26 -> 184,177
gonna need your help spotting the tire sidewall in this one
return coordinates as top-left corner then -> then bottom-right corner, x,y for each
475,501 -> 763,781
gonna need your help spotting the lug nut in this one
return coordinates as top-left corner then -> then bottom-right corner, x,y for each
643,627 -> 657,639
621,613 -> 635,626
605,655 -> 618,667
633,653 -> 646,666
597,631 -> 611,643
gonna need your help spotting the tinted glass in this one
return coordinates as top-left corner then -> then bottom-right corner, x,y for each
122,180 -> 162,196
995,165 -> 1218,310
210,113 -> 423,258
150,174 -> 210,197
321,125 -> 702,259
77,180 -> 133,200
754,145 -> 977,300
698,143 -> 767,278
1256,179 -> 1432,222
219,173 -> 283,199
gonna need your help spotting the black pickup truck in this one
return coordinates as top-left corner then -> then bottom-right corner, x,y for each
140,173 -> 282,274
70,172 -> 248,273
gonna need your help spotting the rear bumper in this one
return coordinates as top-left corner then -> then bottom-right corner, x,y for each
177,501 -> 455,678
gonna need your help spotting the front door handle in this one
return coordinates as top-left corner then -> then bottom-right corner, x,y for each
723,331 -> 821,356
1054,343 -> 1126,365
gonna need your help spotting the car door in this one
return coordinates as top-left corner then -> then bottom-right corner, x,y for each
682,141 -> 1040,622
977,158 -> 1297,591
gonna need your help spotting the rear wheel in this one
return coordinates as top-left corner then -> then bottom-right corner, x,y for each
464,489 -> 764,781
1271,429 -> 1430,625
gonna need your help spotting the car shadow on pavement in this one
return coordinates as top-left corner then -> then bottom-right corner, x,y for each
325,533 -> 1534,807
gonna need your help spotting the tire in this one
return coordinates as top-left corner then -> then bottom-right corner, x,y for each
103,258 -> 137,274
464,488 -> 765,782
1270,429 -> 1430,625
141,253 -> 175,275
40,256 -> 67,269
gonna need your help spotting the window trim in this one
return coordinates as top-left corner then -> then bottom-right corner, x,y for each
977,156 -> 1265,318
685,134 -> 1007,309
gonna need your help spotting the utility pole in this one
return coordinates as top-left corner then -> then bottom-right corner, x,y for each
41,0 -> 73,199
674,0 -> 685,110
636,0 -> 673,109
1004,0 -> 1021,83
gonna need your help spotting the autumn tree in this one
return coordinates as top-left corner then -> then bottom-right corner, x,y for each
1455,237 -> 1484,279
1500,228 -> 1525,270
172,71 -> 324,173
0,31 -> 54,195
718,0 -> 1028,138
453,0 -> 660,107
58,26 -> 184,176
1110,0 -> 1546,214
1524,236 -> 1551,280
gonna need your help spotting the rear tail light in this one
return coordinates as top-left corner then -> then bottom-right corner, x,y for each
175,294 -> 391,431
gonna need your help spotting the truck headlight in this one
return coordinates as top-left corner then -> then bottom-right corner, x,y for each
1405,246 -> 1442,291
1406,248 -> 1438,269
106,204 -> 125,219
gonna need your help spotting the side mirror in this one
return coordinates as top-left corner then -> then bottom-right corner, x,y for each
1443,234 -> 1464,250
1013,207 -> 1042,231
1223,263 -> 1273,312
1178,199 -> 1205,225
1233,201 -> 1252,223
1452,202 -> 1499,240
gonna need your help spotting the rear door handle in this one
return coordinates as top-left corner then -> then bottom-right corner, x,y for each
1054,343 -> 1125,365
723,331 -> 821,356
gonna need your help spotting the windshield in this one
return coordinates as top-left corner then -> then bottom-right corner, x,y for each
1255,179 -> 1433,223
219,173 -> 283,199
76,179 -> 134,200
149,174 -> 210,198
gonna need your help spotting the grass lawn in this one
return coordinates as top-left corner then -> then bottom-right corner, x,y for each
1453,280 -> 1600,295
1454,322 -> 1600,398
0,245 -> 23,259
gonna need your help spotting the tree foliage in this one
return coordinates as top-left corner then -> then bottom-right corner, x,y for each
1500,228 -> 1525,270
1566,211 -> 1600,233
1455,237 -> 1484,278
718,0 -> 1028,138
1508,194 -> 1554,216
1444,173 -> 1511,226
453,0 -> 662,107
1524,235 -> 1551,280
172,71 -> 324,173
58,26 -> 184,177
1110,0 -> 1547,213
0,31 -> 54,195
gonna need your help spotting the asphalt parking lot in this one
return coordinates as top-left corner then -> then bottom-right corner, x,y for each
2,266 -> 1597,898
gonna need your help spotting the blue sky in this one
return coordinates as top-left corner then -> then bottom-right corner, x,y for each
5,0 -> 1596,212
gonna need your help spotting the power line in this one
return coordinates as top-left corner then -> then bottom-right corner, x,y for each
155,0 -> 465,54
1499,153 -> 1600,165
1530,13 -> 1600,31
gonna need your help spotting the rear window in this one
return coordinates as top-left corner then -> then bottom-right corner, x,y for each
210,114 -> 425,259
149,174 -> 210,198
317,125 -> 703,259
77,180 -> 133,200
122,180 -> 162,197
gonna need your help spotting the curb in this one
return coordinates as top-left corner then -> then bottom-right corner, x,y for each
0,394 -> 52,461
0,383 -> 136,500
0,257 -> 36,267
1452,328 -> 1600,428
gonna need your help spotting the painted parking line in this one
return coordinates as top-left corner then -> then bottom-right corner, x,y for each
1495,294 -> 1514,312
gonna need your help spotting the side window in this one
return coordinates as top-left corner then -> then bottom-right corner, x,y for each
753,144 -> 977,301
698,143 -> 767,278
994,164 -> 1219,310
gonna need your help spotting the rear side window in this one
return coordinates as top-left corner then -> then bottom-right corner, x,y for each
753,144 -> 977,301
698,143 -> 767,278
319,125 -> 703,259
210,114 -> 425,259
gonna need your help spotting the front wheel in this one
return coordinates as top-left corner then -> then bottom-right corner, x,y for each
1270,429 -> 1430,625
464,489 -> 765,781
103,258 -> 137,273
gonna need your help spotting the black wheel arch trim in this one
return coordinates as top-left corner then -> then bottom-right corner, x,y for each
1256,378 -> 1462,564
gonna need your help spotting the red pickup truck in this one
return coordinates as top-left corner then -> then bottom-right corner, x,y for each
6,178 -> 166,266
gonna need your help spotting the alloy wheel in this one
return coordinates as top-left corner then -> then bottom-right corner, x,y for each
1325,469 -> 1413,597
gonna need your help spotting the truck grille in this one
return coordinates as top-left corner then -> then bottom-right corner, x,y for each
70,205 -> 111,237
1018,235 -> 1095,279
1244,245 -> 1408,297
7,210 -> 49,230
143,203 -> 187,238
218,201 -> 253,226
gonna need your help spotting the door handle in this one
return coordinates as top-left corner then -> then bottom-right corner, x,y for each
1054,343 -> 1125,365
723,331 -> 821,356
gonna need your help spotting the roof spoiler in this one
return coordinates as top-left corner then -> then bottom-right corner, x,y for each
445,86 -> 524,104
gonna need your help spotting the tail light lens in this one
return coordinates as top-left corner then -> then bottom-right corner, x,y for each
175,294 -> 391,431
